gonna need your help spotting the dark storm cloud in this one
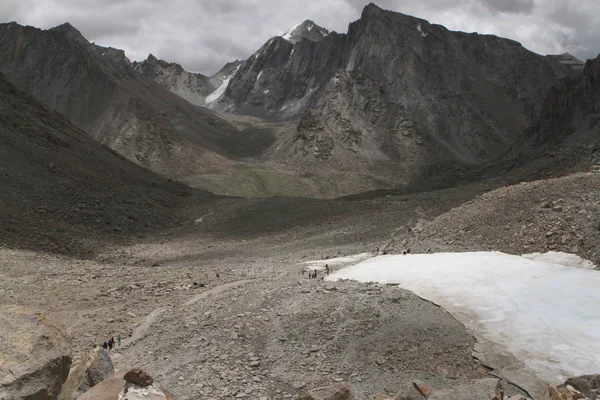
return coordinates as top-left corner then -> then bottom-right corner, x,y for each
0,0 -> 598,75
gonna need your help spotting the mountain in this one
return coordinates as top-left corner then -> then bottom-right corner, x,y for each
503,54 -> 600,177
546,53 -> 585,71
132,54 -> 215,106
0,21 -> 270,189
0,73 -> 207,255
281,20 -> 330,44
0,6 -> 586,199
208,4 -> 577,180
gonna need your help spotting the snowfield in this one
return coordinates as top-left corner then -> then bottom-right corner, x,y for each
205,66 -> 240,104
326,251 -> 600,399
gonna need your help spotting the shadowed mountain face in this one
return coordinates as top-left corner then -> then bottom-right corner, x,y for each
0,73 -> 210,255
209,4 -> 577,172
0,22 -> 274,186
502,55 -> 600,177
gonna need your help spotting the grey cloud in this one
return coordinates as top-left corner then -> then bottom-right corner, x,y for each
479,0 -> 535,14
0,0 -> 598,75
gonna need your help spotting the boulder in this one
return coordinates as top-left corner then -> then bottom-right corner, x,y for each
0,306 -> 71,400
297,383 -> 354,400
547,385 -> 585,400
78,370 -> 175,400
118,382 -> 169,400
561,375 -> 600,399
124,369 -> 154,387
58,346 -> 114,399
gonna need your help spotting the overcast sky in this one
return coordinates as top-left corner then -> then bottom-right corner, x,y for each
1,0 -> 598,75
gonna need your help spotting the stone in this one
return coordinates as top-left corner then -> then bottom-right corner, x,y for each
124,368 -> 154,387
570,246 -> 580,254
59,346 -> 114,399
297,383 -> 355,400
560,375 -> 600,399
548,384 -> 585,400
553,205 -> 563,212
79,370 -> 176,400
411,378 -> 502,400
0,306 -> 72,400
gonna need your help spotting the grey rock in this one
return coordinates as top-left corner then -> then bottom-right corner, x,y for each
58,346 -> 114,400
0,306 -> 72,400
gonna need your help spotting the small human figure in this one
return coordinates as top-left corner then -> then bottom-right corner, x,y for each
325,264 -> 330,276
102,341 -> 108,350
403,250 -> 407,255
117,334 -> 121,346
107,337 -> 114,350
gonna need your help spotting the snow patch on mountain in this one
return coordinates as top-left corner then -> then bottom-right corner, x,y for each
282,23 -> 300,41
206,65 -> 240,104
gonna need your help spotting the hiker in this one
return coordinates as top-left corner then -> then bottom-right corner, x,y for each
117,334 -> 121,346
107,337 -> 114,350
325,264 -> 330,276
403,250 -> 407,255
102,341 -> 108,350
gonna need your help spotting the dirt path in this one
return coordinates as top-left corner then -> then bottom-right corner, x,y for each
120,308 -> 166,349
184,279 -> 254,306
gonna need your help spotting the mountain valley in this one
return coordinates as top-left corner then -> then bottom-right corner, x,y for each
1,3 -> 600,400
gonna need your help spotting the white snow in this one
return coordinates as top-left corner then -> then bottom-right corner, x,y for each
263,90 -> 269,94
327,251 -> 600,398
522,251 -> 596,270
256,71 -> 263,81
290,49 -> 295,57
205,66 -> 240,104
282,23 -> 300,41
416,23 -> 428,38
307,24 -> 314,32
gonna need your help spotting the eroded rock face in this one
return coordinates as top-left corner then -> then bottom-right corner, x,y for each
0,306 -> 71,400
133,54 -> 215,106
58,347 -> 114,400
212,3 -> 577,175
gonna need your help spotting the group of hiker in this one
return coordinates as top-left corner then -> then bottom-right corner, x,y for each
304,264 -> 330,279
101,334 -> 121,350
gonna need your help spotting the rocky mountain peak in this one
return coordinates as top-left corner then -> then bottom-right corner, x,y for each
546,52 -> 585,71
146,53 -> 158,63
50,22 -> 88,45
281,19 -> 329,44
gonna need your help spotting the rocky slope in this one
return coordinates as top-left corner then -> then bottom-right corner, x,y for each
0,22 -> 268,187
507,54 -> 600,174
133,54 -> 216,106
546,53 -> 585,71
0,73 -> 211,256
209,4 -> 577,185
390,173 -> 600,267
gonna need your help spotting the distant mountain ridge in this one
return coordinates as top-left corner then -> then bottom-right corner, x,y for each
0,5 -> 592,199
206,4 -> 577,176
